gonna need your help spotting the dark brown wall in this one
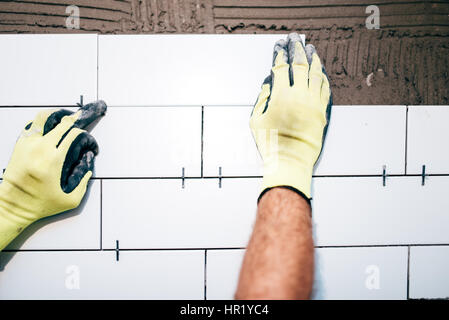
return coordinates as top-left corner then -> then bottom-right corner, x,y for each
1,0 -> 448,105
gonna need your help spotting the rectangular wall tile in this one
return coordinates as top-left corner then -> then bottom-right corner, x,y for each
98,34 -> 303,106
203,106 -> 261,177
5,181 -> 100,251
0,107 -> 202,179
0,35 -> 97,106
206,247 -> 408,300
203,106 -> 406,177
0,250 -> 204,299
313,176 -> 449,246
315,106 -> 406,175
91,107 -> 202,178
207,249 -> 245,300
409,246 -> 449,299
407,106 -> 449,174
313,247 -> 408,300
102,178 -> 260,249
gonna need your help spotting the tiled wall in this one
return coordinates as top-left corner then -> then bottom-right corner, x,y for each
0,35 -> 448,300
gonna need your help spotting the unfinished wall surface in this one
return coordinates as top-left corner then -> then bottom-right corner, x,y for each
0,0 -> 448,105
1,30 -> 449,300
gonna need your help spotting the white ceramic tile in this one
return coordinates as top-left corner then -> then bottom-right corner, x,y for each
407,106 -> 449,174
312,176 -> 449,246
98,34 -> 303,106
102,178 -> 260,249
0,34 -> 97,106
206,247 -> 407,300
5,181 -> 100,250
0,107 -> 200,178
315,106 -> 406,175
91,107 -> 202,177
203,106 -> 406,177
409,246 -> 449,299
313,247 -> 408,300
207,249 -> 245,300
203,106 -> 262,177
0,250 -> 204,299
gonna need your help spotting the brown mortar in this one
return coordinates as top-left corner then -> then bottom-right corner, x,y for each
0,0 -> 448,105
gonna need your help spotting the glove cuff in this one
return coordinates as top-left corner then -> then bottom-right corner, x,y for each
0,183 -> 34,251
257,186 -> 311,208
0,209 -> 32,251
261,160 -> 313,199
0,181 -> 37,225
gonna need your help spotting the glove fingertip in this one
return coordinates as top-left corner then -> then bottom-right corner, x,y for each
304,44 -> 317,66
74,100 -> 108,130
288,33 -> 306,65
62,138 -> 97,194
273,39 -> 288,67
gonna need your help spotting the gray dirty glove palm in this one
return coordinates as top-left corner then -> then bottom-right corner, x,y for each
0,101 -> 107,251
250,33 -> 332,202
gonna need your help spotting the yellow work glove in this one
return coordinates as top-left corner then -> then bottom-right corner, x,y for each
0,101 -> 107,251
250,33 -> 332,202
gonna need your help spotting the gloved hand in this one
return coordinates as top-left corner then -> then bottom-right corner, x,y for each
250,33 -> 332,202
0,101 -> 107,251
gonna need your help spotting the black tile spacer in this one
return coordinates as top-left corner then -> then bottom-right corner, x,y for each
182,167 -> 185,189
77,95 -> 84,108
218,167 -> 222,188
382,165 -> 387,187
115,240 -> 120,261
421,165 -> 426,186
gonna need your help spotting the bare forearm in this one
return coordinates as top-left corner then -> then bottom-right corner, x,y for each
235,187 -> 314,300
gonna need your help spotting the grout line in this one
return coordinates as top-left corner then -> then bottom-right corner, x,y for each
1,249 -> 103,252
0,105 -> 213,109
0,105 -> 80,109
87,173 -> 449,181
4,243 -> 449,253
100,179 -> 103,250
96,34 -> 99,101
201,106 -> 204,178
101,247 -> 246,251
0,105 -> 418,111
204,249 -> 207,300
3,173 -> 449,183
407,246 -> 411,300
405,106 -> 409,175
315,243 -> 449,248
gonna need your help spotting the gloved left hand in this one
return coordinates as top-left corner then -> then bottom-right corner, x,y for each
0,101 -> 107,251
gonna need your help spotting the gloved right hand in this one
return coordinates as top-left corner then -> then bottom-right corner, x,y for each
250,33 -> 332,202
0,101 -> 107,251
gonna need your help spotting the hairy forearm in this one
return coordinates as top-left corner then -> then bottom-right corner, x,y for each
235,187 -> 314,300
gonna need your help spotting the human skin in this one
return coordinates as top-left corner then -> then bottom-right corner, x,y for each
235,187 -> 314,300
